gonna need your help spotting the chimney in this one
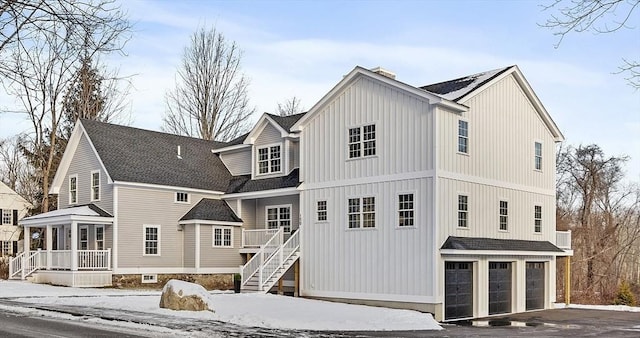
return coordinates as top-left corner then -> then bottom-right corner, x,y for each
370,67 -> 396,80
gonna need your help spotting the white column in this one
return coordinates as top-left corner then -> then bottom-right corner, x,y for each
195,223 -> 200,270
113,186 -> 118,271
46,225 -> 52,270
23,225 -> 29,254
70,221 -> 78,271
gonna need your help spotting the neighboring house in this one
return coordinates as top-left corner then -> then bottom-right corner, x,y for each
0,181 -> 31,256
11,65 -> 572,321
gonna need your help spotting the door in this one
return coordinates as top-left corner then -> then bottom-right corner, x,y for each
489,262 -> 512,315
445,262 -> 474,320
526,262 -> 545,310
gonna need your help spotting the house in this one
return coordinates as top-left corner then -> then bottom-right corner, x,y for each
0,181 -> 31,256
11,65 -> 571,321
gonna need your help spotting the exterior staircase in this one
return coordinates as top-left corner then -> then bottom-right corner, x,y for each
240,228 -> 300,293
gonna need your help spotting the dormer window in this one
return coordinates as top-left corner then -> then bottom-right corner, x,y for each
257,144 -> 281,174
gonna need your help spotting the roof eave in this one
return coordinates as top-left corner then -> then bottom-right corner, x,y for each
212,143 -> 251,154
178,219 -> 242,226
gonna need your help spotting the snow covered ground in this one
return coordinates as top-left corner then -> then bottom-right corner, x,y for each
0,280 -> 442,331
554,302 -> 640,312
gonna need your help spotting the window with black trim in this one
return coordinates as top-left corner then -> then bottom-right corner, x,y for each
348,124 -> 376,159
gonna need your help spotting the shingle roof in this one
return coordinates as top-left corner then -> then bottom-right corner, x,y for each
266,112 -> 307,132
441,236 -> 564,252
421,66 -> 512,102
226,169 -> 300,194
80,119 -> 232,192
180,198 -> 242,223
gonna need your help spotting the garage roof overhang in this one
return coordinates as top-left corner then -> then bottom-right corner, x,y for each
440,236 -> 568,257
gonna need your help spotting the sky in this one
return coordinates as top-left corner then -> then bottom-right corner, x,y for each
1,0 -> 639,180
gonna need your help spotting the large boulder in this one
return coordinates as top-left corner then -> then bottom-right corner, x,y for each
159,279 -> 215,312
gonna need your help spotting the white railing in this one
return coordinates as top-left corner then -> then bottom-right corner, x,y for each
556,230 -> 572,250
50,250 -> 72,269
9,251 -> 25,279
24,250 -> 42,278
260,230 -> 300,291
242,229 -> 279,248
78,249 -> 111,270
240,228 -> 282,286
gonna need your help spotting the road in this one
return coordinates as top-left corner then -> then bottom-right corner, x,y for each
0,309 -> 152,338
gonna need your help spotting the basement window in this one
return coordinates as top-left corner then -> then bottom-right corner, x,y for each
141,274 -> 158,283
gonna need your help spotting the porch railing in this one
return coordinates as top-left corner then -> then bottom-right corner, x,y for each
240,228 -> 282,285
78,249 -> 111,270
556,230 -> 572,250
9,249 -> 111,279
9,251 -> 25,279
242,229 -> 279,248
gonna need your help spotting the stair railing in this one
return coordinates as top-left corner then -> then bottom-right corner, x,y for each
240,228 -> 282,286
260,230 -> 300,291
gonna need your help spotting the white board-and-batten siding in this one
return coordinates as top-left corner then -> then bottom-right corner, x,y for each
437,74 -> 556,191
219,149 -> 251,175
299,76 -> 438,300
58,133 -> 113,213
116,186 -> 220,269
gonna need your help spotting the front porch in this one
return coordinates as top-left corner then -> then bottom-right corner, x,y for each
10,204 -> 114,287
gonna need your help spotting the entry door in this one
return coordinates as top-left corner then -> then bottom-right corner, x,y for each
526,262 -> 545,310
445,262 -> 474,320
489,262 -> 512,315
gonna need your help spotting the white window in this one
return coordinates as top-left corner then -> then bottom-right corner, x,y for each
213,227 -> 233,248
458,120 -> 468,153
141,274 -> 158,283
398,194 -> 414,227
534,206 -> 542,233
348,124 -> 376,159
69,175 -> 78,204
91,171 -> 100,201
499,201 -> 508,231
534,142 -> 542,170
266,205 -> 291,233
348,197 -> 375,229
96,225 -> 104,250
458,195 -> 468,228
143,225 -> 160,256
1,209 -> 12,225
175,192 -> 189,203
79,226 -> 88,250
317,201 -> 327,222
257,144 -> 281,174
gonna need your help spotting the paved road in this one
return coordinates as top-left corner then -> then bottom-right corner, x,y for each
0,308 -> 151,338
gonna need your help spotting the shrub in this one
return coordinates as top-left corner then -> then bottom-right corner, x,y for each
613,281 -> 636,306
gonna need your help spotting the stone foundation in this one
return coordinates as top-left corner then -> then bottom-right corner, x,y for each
112,273 -> 233,290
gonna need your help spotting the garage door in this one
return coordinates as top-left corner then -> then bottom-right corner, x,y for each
488,262 -> 512,315
445,262 -> 473,320
526,262 -> 545,310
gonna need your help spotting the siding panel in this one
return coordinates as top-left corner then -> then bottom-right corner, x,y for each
199,225 -> 243,268
220,149 -> 251,175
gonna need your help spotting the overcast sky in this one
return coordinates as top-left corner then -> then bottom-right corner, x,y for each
1,0 -> 638,179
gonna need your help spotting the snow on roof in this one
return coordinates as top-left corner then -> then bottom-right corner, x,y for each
421,66 -> 512,102
22,204 -> 111,221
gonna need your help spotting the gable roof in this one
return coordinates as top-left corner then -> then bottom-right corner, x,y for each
441,236 -> 564,253
292,66 -> 468,131
226,168 -> 300,194
0,181 -> 32,208
266,112 -> 307,132
420,66 -> 512,102
64,120 -> 232,192
179,198 -> 242,223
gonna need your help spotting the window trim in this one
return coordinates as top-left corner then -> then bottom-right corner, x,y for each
256,142 -> 283,176
1,209 -> 12,225
90,170 -> 101,202
397,192 -> 416,228
457,119 -> 469,155
457,194 -> 469,228
141,274 -> 158,283
95,225 -> 104,250
143,224 -> 161,256
175,192 -> 190,204
534,141 -> 543,171
316,200 -> 328,223
347,123 -> 377,160
499,200 -> 509,232
534,205 -> 542,233
79,225 -> 88,250
69,174 -> 78,205
265,204 -> 292,234
212,226 -> 234,248
347,196 -> 376,230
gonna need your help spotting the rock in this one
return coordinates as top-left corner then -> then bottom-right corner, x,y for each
159,279 -> 215,312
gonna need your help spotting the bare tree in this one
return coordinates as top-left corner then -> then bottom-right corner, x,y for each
0,135 -> 39,208
0,1 -> 130,212
276,96 -> 304,116
162,26 -> 255,142
541,0 -> 640,88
